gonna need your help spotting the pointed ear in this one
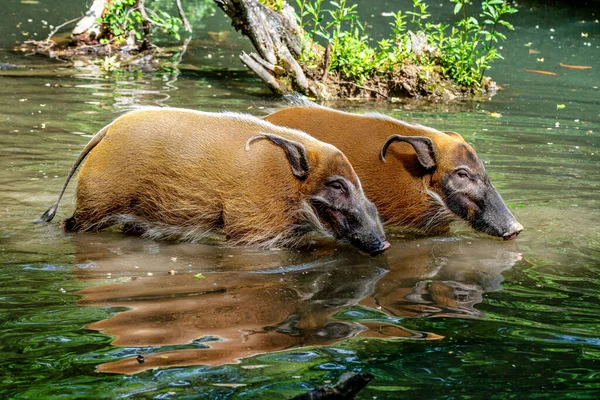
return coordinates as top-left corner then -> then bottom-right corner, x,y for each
245,133 -> 310,180
380,135 -> 436,170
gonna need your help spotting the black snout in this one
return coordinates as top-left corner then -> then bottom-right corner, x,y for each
351,236 -> 390,257
467,184 -> 524,240
370,240 -> 391,256
502,222 -> 523,241
309,184 -> 388,255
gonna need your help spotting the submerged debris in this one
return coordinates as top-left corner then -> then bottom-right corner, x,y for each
523,69 -> 557,76
559,63 -> 592,69
291,372 -> 374,400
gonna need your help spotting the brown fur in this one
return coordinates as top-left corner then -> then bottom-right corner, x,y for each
43,108 -> 373,249
265,106 -> 465,234
265,103 -> 523,239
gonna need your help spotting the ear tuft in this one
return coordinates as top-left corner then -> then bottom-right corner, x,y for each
380,135 -> 436,170
245,133 -> 310,180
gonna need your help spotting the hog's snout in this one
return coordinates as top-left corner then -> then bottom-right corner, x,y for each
502,222 -> 524,241
370,240 -> 391,256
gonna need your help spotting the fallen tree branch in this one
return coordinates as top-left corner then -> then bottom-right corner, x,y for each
46,16 -> 83,43
214,0 -> 316,96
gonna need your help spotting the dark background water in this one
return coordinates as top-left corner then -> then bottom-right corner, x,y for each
1,0 -> 599,398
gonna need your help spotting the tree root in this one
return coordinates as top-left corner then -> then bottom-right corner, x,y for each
214,0 -> 317,96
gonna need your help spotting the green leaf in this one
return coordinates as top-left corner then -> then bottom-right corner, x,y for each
453,2 -> 463,14
194,273 -> 206,280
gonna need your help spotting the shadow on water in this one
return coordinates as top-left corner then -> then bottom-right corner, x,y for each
69,233 -> 521,374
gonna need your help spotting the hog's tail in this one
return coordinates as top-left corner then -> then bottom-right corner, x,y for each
35,122 -> 113,223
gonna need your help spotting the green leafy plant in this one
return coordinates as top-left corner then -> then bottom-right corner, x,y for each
98,0 -> 184,45
406,0 -> 431,29
442,0 -> 518,86
294,0 -> 517,90
333,25 -> 376,82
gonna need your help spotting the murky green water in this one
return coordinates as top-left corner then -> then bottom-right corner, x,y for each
1,0 -> 599,398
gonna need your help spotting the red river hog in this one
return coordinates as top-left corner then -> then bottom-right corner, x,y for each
37,108 -> 389,255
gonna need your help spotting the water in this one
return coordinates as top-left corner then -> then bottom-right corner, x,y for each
1,0 -> 599,398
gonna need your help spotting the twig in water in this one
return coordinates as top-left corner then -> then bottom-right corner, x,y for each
176,36 -> 192,64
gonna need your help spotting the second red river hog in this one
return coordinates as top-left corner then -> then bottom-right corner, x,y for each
37,108 -> 389,255
264,100 -> 523,240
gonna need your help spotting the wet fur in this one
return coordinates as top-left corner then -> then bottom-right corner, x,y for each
269,96 -> 522,237
268,99 -> 464,234
95,199 -> 331,249
41,108 -> 364,249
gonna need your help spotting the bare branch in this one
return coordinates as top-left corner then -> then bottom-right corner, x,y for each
176,0 -> 192,32
46,17 -> 83,43
137,0 -> 161,30
322,43 -> 331,83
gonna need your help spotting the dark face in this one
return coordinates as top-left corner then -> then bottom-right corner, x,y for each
311,176 -> 390,255
440,144 -> 523,240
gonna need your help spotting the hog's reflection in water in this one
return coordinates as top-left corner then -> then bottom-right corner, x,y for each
74,234 -> 522,374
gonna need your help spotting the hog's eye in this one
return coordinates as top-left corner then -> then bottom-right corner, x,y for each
329,181 -> 343,190
456,169 -> 471,179
327,180 -> 347,192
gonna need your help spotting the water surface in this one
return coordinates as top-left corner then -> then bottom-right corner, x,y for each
1,0 -> 599,398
